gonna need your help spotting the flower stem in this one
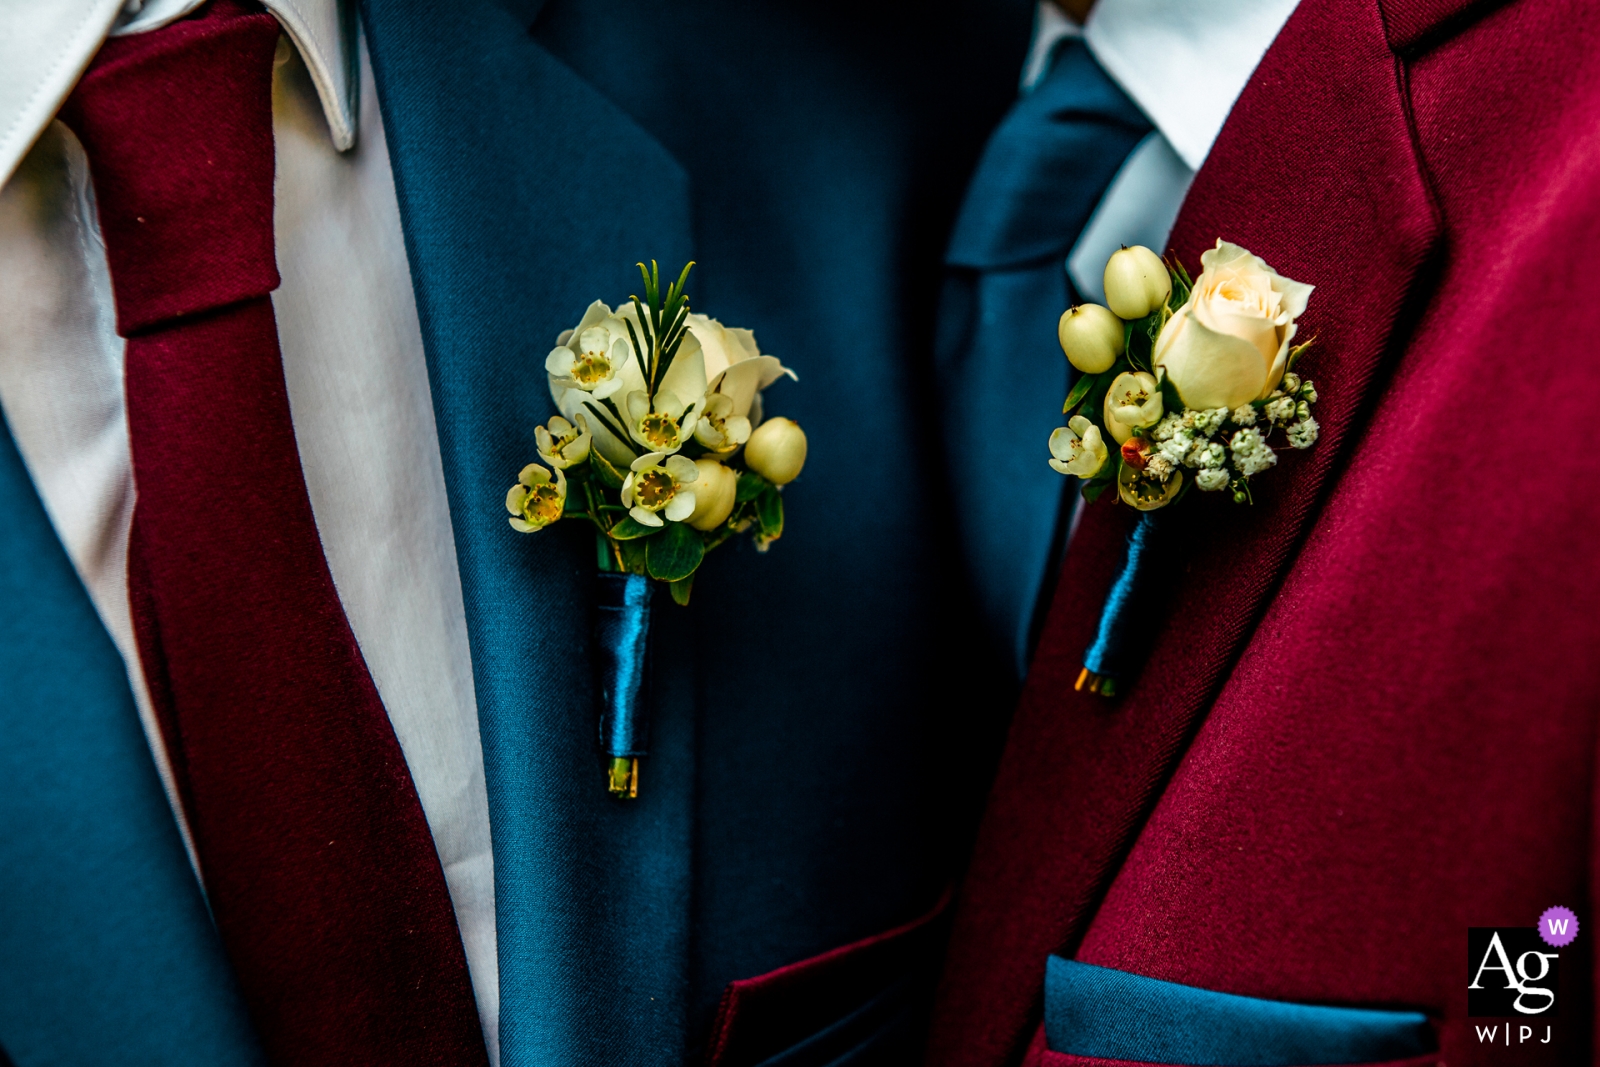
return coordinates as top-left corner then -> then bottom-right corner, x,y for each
607,757 -> 638,799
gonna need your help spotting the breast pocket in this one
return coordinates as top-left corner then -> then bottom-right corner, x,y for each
1036,957 -> 1437,1067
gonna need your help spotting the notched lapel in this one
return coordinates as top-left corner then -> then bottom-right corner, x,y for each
1377,0 -> 1514,52
359,1 -> 696,1065
930,1 -> 1443,1066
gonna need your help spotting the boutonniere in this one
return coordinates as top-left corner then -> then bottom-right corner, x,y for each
1050,240 -> 1320,697
504,262 -> 806,795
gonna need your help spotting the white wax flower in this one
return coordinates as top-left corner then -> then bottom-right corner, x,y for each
621,452 -> 700,527
506,463 -> 567,532
621,329 -> 709,456
545,301 -> 638,400
535,414 -> 591,470
1103,370 -> 1163,444
1049,415 -> 1109,477
1153,241 -> 1314,411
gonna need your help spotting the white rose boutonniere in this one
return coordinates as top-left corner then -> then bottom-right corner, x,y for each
1049,242 -> 1321,512
501,262 -> 808,796
1043,241 -> 1326,698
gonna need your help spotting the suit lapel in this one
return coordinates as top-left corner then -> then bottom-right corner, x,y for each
930,0 -> 1443,1064
0,409 -> 264,1065
358,2 -> 696,1064
1378,0 -> 1511,50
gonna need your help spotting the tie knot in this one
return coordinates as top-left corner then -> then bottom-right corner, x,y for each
61,1 -> 282,335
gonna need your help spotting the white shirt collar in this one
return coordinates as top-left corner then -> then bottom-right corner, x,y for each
1019,2 -> 1082,93
1082,0 -> 1299,171
0,0 -> 356,192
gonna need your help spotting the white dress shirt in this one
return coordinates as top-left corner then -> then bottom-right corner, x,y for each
1022,0 -> 1302,302
0,2 -> 499,1060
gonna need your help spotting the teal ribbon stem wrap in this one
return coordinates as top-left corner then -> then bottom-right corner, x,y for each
1081,510 -> 1175,697
596,571 -> 652,769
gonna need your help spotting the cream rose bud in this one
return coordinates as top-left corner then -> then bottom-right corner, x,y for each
744,417 -> 807,485
1102,370 -> 1163,445
1153,240 -> 1315,411
1057,303 -> 1125,374
687,459 -> 739,531
1103,246 -> 1171,321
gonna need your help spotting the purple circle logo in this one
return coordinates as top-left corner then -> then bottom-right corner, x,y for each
1539,906 -> 1579,947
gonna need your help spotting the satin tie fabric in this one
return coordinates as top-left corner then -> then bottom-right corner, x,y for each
59,5 -> 488,1064
935,40 -> 1150,680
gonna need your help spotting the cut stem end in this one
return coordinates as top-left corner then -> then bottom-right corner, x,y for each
607,757 -> 639,799
1075,668 -> 1117,699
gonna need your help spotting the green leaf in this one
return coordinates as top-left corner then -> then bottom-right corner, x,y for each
1125,322 -> 1152,372
618,536 -> 648,575
1168,255 -> 1193,289
639,260 -> 659,309
645,520 -> 705,582
1139,309 -> 1162,341
609,514 -> 659,540
668,573 -> 694,606
736,470 -> 770,503
1082,480 -> 1109,503
756,488 -> 784,541
1286,335 -> 1317,372
590,448 -> 627,489
1062,371 -> 1098,414
669,260 -> 695,302
596,533 -> 617,571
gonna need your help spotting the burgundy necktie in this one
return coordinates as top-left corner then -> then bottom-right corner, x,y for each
59,5 -> 490,1065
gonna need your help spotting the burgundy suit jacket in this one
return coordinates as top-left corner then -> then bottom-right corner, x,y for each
929,0 -> 1600,1064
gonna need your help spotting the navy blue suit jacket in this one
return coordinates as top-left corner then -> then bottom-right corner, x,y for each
0,0 -> 1029,1062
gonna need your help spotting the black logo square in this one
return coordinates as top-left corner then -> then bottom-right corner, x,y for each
1469,928 -> 1559,1017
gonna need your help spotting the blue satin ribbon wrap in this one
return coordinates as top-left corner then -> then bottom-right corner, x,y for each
1082,511 -> 1175,688
1046,958 -> 1433,1065
596,571 -> 652,758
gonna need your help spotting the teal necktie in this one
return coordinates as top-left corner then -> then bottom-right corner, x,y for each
935,40 -> 1150,679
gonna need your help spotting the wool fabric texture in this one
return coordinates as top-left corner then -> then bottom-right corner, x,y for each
59,5 -> 488,1065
